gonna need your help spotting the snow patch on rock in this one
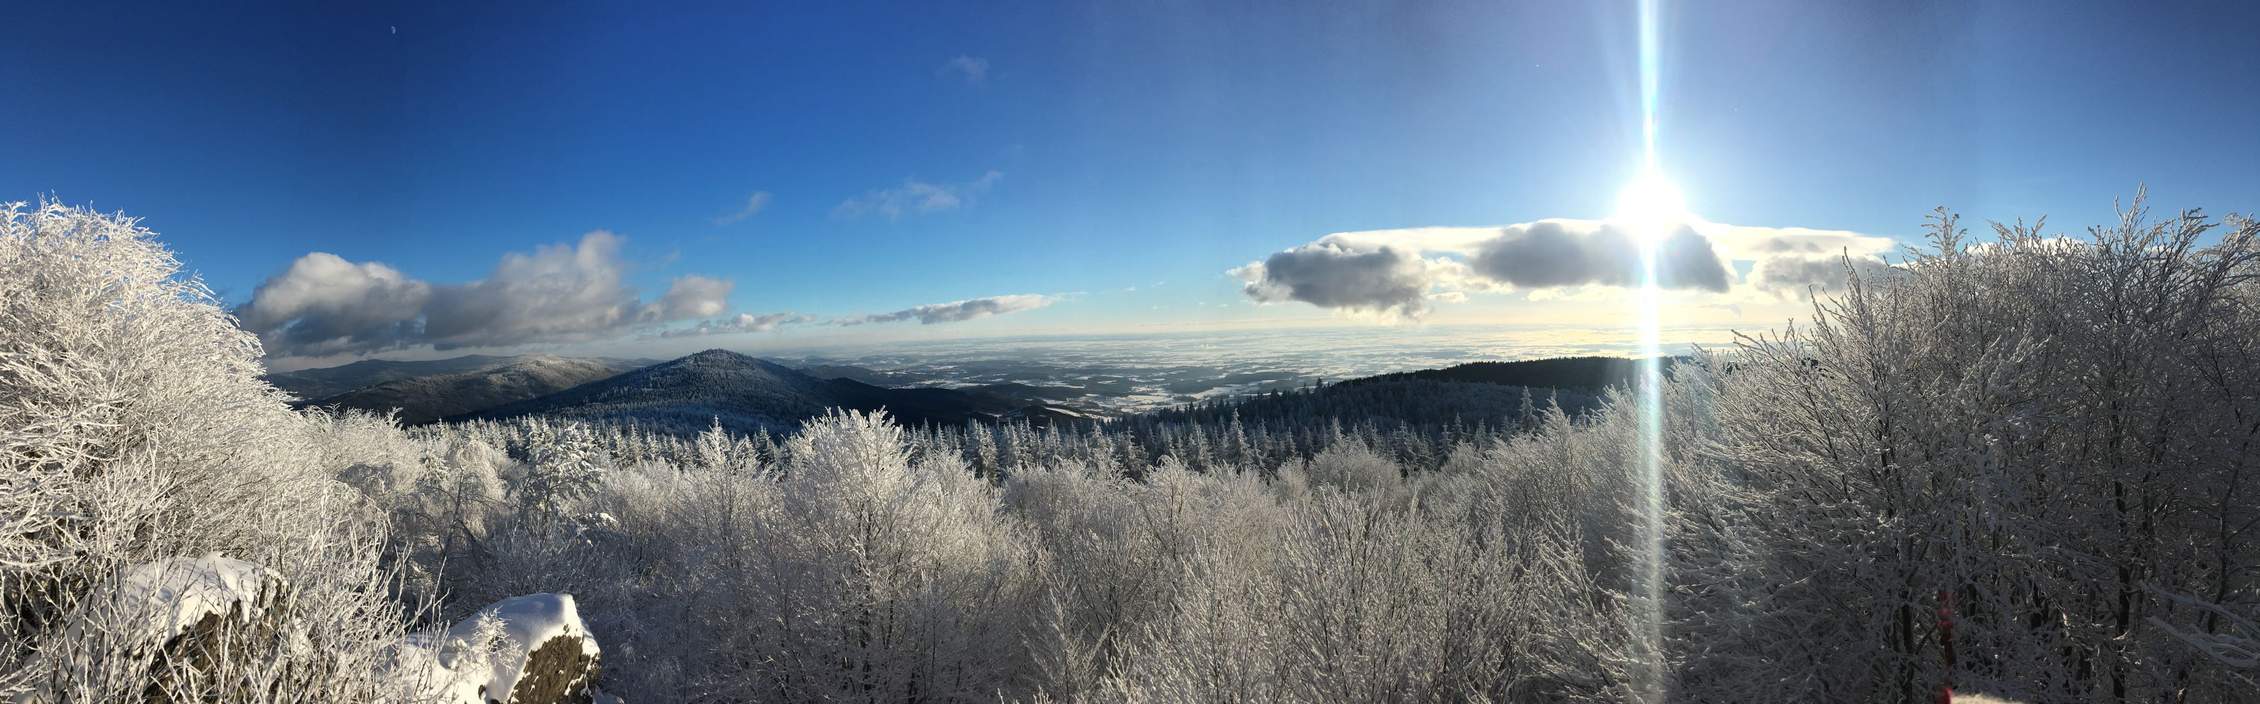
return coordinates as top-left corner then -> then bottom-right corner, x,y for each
84,554 -> 281,644
392,593 -> 607,704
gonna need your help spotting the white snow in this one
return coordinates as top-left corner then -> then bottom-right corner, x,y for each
393,593 -> 603,704
84,554 -> 279,644
452,593 -> 601,701
386,633 -> 486,704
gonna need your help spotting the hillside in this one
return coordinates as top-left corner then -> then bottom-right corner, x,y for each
1144,378 -> 1604,432
263,355 -> 524,400
304,356 -> 639,424
1139,355 -> 1666,431
1340,355 -> 1682,393
459,349 -> 1042,433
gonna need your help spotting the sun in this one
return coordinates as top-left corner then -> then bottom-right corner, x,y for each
1613,167 -> 1688,242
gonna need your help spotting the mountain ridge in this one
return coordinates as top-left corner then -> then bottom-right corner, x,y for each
456,349 -> 1037,434
264,355 -> 523,400
303,355 -> 639,424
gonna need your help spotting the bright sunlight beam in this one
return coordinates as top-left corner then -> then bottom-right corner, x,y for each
1623,171 -> 1671,704
1626,1 -> 1672,700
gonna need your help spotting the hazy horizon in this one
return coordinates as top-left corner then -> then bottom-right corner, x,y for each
263,320 -> 1744,373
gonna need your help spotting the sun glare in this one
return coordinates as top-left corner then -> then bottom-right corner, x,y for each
1623,0 -> 1675,684
1613,168 -> 1688,241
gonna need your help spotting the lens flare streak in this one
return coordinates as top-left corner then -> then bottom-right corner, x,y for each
1629,0 -> 1670,700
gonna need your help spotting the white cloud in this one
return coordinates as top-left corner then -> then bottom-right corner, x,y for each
834,170 -> 1002,220
1746,255 -> 1901,298
662,311 -> 814,337
642,275 -> 733,320
1704,224 -> 1895,262
418,231 -> 647,350
841,294 -> 1055,325
712,191 -> 772,225
1706,224 -> 1900,297
238,231 -> 731,357
939,55 -> 989,84
232,253 -> 431,357
1306,226 -> 1501,256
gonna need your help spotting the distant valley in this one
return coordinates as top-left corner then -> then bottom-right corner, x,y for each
267,346 -> 1662,435
456,349 -> 1087,433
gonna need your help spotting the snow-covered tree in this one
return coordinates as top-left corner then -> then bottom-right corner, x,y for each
0,201 -> 431,700
514,421 -> 605,522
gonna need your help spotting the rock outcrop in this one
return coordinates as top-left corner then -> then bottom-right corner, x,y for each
397,593 -> 608,704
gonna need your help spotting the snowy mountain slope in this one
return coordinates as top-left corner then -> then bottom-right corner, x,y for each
263,355 -> 525,400
304,356 -> 641,424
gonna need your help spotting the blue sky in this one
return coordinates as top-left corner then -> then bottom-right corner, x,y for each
6,1 -> 2257,365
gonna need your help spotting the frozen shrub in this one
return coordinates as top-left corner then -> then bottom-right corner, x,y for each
1671,203 -> 2260,701
0,201 -> 430,700
1299,440 -> 1402,495
315,409 -> 428,499
514,421 -> 607,522
696,410 -> 1034,701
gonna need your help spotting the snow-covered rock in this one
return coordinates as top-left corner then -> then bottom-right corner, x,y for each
15,554 -> 289,703
397,593 -> 607,704
85,554 -> 283,645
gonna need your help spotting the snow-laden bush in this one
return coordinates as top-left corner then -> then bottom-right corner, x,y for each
0,201 -> 431,700
689,410 -> 1035,701
1099,489 -> 1584,702
422,411 -> 1037,700
1299,440 -> 1402,495
1004,458 -> 1293,700
1669,202 -> 2260,701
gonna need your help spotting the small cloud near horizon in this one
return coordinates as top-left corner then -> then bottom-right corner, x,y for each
664,293 -> 1061,337
839,293 -> 1055,326
662,311 -> 816,337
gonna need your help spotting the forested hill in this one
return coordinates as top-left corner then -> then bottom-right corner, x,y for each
457,348 -> 1036,434
264,355 -> 524,400
304,356 -> 637,424
1340,355 -> 1685,393
1137,355 -> 1673,433
264,353 -> 655,401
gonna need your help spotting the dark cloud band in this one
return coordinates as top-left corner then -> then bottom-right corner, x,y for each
1231,218 -> 1893,314
1469,221 -> 1729,292
1231,242 -> 1432,318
